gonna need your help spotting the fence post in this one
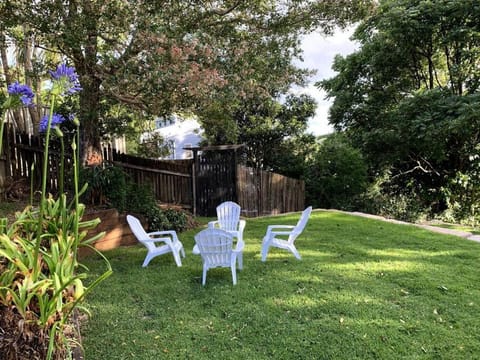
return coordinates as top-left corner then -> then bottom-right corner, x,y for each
192,149 -> 198,216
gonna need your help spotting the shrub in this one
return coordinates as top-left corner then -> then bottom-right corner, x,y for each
162,208 -> 188,232
359,170 -> 429,223
305,134 -> 368,210
80,165 -> 127,211
440,152 -> 480,228
145,206 -> 171,231
125,182 -> 158,214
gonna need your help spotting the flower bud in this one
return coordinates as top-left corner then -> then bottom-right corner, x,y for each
54,127 -> 64,138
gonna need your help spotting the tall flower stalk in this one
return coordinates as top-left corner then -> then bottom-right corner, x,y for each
34,98 -> 58,272
34,65 -> 82,273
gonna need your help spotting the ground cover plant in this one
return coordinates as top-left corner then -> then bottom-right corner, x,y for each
80,210 -> 480,359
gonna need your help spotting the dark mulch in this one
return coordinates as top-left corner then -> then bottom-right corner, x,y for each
0,306 -> 84,360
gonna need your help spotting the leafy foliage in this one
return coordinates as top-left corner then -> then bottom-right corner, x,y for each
305,134 -> 368,210
0,198 -> 107,358
80,165 -> 128,211
135,132 -> 172,159
319,0 -> 480,222
1,0 -> 372,162
202,93 -> 318,176
80,164 -> 190,232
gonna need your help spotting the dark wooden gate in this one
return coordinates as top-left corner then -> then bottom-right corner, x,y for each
192,145 -> 243,216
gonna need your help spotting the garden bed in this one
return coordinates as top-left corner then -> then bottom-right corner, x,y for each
79,208 -> 139,257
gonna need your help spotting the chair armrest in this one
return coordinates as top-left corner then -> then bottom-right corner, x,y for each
238,219 -> 246,233
270,231 -> 294,236
234,239 -> 245,252
266,225 -> 295,232
147,230 -> 177,237
208,221 -> 219,229
146,230 -> 179,243
141,236 -> 173,244
264,225 -> 295,239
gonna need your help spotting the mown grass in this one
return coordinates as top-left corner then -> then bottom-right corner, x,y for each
81,210 -> 480,359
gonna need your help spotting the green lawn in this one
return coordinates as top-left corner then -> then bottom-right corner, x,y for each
81,210 -> 480,359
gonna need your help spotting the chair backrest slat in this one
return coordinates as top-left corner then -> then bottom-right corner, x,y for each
127,215 -> 156,251
216,201 -> 241,232
195,228 -> 234,267
288,206 -> 313,243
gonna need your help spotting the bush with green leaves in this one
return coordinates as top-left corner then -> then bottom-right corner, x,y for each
80,164 -> 128,211
360,170 -> 427,222
125,181 -> 158,214
162,207 -> 188,232
145,206 -> 171,231
80,167 -> 190,232
305,133 -> 368,211
440,145 -> 480,228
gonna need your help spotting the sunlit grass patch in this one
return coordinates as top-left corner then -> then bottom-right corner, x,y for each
82,210 -> 480,359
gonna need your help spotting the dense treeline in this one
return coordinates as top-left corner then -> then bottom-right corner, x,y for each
314,0 -> 480,224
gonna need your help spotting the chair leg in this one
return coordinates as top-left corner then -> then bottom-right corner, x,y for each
261,239 -> 270,262
231,265 -> 237,285
172,251 -> 183,267
237,252 -> 243,270
291,247 -> 302,260
142,253 -> 153,267
202,266 -> 207,286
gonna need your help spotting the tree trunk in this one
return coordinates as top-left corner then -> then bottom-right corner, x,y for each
77,1 -> 103,166
79,76 -> 103,166
0,31 -> 12,86
23,27 -> 40,134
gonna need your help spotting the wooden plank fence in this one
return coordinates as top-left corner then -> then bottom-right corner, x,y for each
2,129 -> 305,217
236,166 -> 305,217
106,150 -> 193,209
193,147 -> 238,216
4,126 -> 74,195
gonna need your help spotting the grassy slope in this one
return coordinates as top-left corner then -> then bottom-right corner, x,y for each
81,210 -> 480,359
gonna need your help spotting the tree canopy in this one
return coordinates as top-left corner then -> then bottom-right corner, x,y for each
319,0 -> 480,216
1,0 -> 372,163
202,93 -> 317,176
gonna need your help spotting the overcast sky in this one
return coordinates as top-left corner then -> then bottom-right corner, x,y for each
293,26 -> 358,136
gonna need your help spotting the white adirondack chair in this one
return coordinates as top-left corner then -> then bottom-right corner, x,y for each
194,228 -> 244,285
261,206 -> 313,262
208,201 -> 246,243
126,215 -> 185,267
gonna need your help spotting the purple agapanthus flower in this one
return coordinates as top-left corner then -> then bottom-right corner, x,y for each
39,113 -> 66,133
49,63 -> 82,95
7,82 -> 35,106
